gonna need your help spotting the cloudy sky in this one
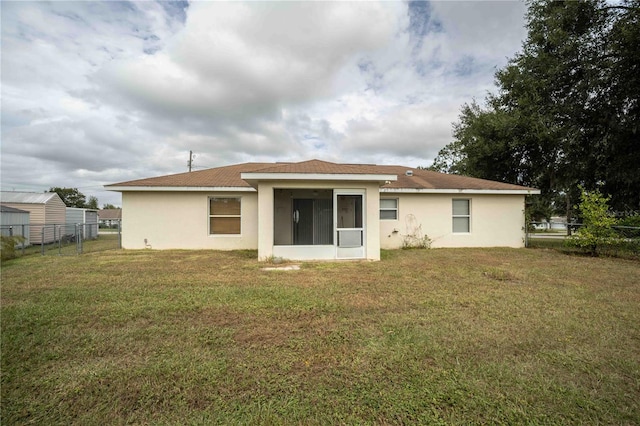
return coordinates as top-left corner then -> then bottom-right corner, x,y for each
1,1 -> 528,207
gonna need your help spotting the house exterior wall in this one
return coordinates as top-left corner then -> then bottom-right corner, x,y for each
120,190 -> 525,255
121,191 -> 258,249
379,193 -> 526,249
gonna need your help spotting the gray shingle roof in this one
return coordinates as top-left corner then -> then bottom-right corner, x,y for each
98,209 -> 122,220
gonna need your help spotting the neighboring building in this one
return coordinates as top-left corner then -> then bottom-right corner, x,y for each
0,205 -> 31,247
65,207 -> 99,240
534,216 -> 568,231
105,159 -> 540,261
0,192 -> 66,244
98,208 -> 122,227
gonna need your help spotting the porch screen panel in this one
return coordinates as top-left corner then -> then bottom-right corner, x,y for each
338,229 -> 362,248
313,198 -> 333,245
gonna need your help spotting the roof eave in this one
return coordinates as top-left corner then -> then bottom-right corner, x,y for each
380,188 -> 541,195
105,186 -> 256,192
240,172 -> 398,187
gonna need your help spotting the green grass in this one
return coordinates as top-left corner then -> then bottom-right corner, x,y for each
2,248 -> 639,424
9,234 -> 120,258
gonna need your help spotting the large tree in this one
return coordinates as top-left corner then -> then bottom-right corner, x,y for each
49,187 -> 89,208
431,0 -> 640,217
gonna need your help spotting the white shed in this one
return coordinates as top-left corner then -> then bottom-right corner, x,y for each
0,205 -> 31,247
0,192 -> 66,244
66,207 -> 99,240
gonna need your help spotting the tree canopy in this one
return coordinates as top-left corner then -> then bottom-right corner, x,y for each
48,187 -> 98,209
86,196 -> 99,210
430,0 -> 640,218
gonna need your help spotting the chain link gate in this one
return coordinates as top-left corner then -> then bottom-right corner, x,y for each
37,222 -> 121,256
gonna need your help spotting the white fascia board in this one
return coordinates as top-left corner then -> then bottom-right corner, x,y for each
105,186 -> 256,192
380,188 -> 541,195
240,172 -> 398,182
66,207 -> 99,212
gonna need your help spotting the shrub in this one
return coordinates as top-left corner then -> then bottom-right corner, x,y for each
618,214 -> 640,228
401,215 -> 432,249
565,187 -> 618,256
1,235 -> 26,261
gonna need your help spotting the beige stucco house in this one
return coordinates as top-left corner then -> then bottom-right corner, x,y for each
105,160 -> 540,261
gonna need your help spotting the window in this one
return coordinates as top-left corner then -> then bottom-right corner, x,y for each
452,199 -> 470,233
209,197 -> 241,235
380,198 -> 398,220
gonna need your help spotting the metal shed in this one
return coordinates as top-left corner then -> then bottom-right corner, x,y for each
65,207 -> 99,240
0,205 -> 31,247
0,192 -> 67,244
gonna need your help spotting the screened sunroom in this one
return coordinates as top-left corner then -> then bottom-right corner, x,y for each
272,188 -> 366,260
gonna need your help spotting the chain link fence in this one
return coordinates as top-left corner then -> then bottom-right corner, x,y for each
1,221 -> 121,259
526,222 -> 640,257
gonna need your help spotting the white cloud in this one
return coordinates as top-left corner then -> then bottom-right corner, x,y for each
93,2 -> 396,122
1,1 -> 527,207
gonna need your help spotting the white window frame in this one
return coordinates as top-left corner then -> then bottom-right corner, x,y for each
209,197 -> 242,235
452,198 -> 471,234
380,198 -> 398,221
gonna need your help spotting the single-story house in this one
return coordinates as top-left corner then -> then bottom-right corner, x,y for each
66,207 -> 99,240
98,208 -> 122,227
105,159 -> 540,261
0,205 -> 31,247
0,192 -> 66,244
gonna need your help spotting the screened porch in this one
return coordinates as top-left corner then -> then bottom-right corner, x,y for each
272,188 -> 365,259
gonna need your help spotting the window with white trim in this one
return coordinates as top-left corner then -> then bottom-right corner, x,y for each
209,197 -> 241,235
452,199 -> 470,233
380,198 -> 398,220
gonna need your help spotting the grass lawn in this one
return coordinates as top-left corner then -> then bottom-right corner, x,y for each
2,248 -> 639,424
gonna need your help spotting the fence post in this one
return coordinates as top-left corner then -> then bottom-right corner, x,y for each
118,220 -> 122,249
76,224 -> 81,254
21,224 -> 25,255
41,226 -> 45,255
9,226 -> 13,237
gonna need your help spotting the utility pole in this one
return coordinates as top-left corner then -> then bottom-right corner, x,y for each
188,150 -> 194,172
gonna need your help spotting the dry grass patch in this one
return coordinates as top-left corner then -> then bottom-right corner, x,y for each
2,248 -> 639,424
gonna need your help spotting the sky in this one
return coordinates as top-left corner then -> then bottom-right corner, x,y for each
1,1 -> 528,207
